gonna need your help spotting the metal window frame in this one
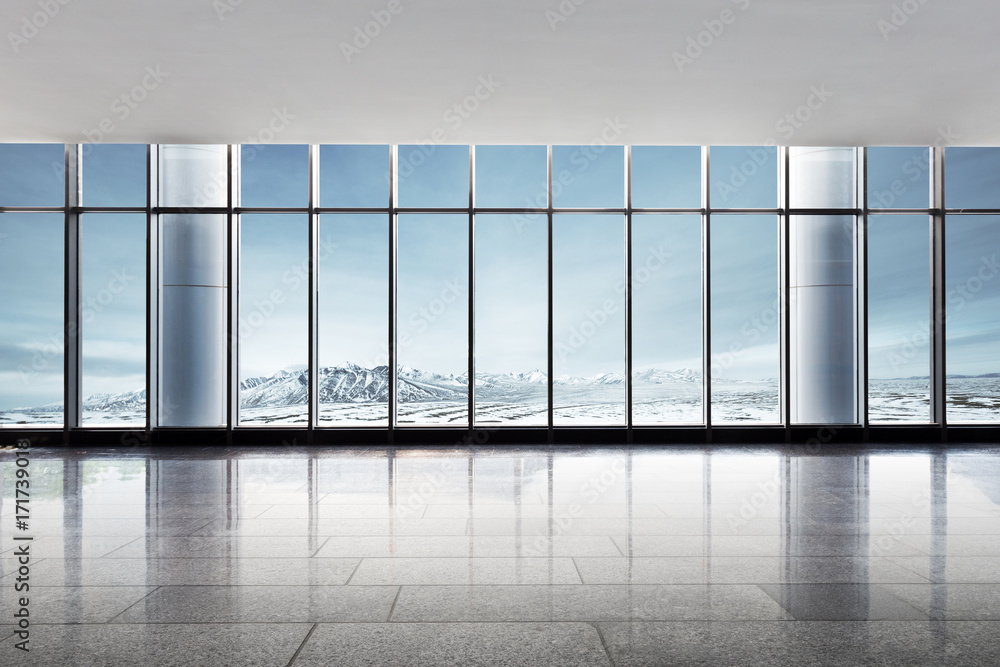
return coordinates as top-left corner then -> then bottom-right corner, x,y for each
8,141 -> 1000,445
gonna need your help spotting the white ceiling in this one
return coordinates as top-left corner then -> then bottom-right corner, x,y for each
2,0 -> 998,146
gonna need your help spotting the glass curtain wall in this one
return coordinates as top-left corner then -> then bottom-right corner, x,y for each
3,143 -> 1000,431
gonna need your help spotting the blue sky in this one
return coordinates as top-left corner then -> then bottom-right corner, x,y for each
2,143 -> 1000,414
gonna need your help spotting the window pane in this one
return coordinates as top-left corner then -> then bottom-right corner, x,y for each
946,215 -> 1000,422
868,216 -> 930,423
710,215 -> 780,423
709,146 -> 777,209
159,145 -> 228,208
552,145 -> 624,208
631,146 -> 701,209
319,145 -> 390,208
240,144 -> 308,208
946,148 -> 1000,209
81,214 -> 146,426
319,214 -> 390,426
0,213 -> 64,426
82,144 -> 147,207
397,145 -> 468,208
474,214 -> 547,426
474,145 -> 547,208
867,147 -> 930,209
0,144 -> 64,207
553,215 -> 625,424
397,214 -> 468,425
632,215 -> 703,424
238,214 -> 308,425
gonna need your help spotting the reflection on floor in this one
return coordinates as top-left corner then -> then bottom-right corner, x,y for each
2,444 -> 1000,665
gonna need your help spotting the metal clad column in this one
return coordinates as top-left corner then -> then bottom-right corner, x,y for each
790,147 -> 857,424
158,145 -> 228,427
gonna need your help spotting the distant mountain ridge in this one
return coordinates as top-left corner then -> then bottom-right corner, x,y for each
15,367 -> 997,414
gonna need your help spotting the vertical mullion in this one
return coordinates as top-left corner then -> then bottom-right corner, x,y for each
702,146 -> 712,435
389,146 -> 397,439
308,144 -> 319,436
468,145 -> 475,432
64,144 -> 81,433
228,145 -> 238,435
780,145 -> 791,432
859,148 -> 870,435
147,145 -> 158,430
625,146 -> 633,434
547,145 -> 554,438
931,146 -> 946,431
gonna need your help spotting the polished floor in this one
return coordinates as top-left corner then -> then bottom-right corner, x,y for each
2,443 -> 1000,666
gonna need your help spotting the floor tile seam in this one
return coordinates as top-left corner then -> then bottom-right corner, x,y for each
92,535 -> 145,558
570,557 -> 587,584
103,584 -> 163,624
385,586 -> 402,622
882,557 -> 938,583
343,558 -> 363,585
307,535 -> 332,558
283,622 -> 319,667
870,582 -> 952,619
586,621 -> 618,667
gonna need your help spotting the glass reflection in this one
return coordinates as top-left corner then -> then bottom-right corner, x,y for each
553,215 -> 626,425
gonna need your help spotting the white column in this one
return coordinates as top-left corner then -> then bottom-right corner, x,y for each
790,147 -> 857,424
158,145 -> 228,427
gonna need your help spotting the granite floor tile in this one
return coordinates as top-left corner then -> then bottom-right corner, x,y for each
0,623 -> 312,666
0,585 -> 157,623
348,557 -> 582,585
100,535 -> 331,559
887,556 -> 1000,583
111,585 -> 398,623
0,535 -> 142,558
293,622 -> 612,667
260,504 -> 428,519
313,534 -> 621,558
390,584 -> 790,622
572,555 -> 931,585
597,620 -> 1000,666
27,557 -> 359,586
880,583 -> 1000,619
758,583 -> 928,620
893,534 -> 1000,556
190,517 -> 469,537
18,518 -> 212,538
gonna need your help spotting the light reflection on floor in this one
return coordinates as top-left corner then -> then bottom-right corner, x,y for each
2,445 -> 1000,665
